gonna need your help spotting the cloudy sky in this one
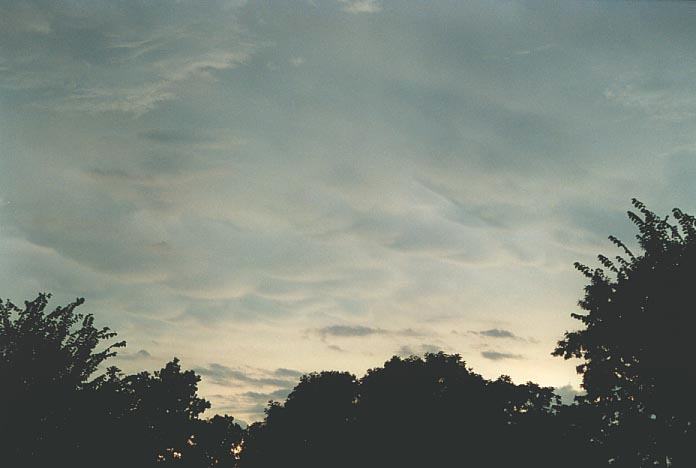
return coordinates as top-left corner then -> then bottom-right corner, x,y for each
2,0 -> 696,422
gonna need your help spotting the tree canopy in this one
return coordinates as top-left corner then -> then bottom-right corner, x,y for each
242,352 -> 561,468
0,293 -> 242,467
554,199 -> 696,467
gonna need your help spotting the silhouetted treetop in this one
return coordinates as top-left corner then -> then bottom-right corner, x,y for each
554,199 -> 696,467
242,352 -> 561,468
0,293 -> 125,392
0,294 -> 241,467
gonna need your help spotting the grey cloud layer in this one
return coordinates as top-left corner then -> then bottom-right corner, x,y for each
195,364 -> 303,421
194,363 -> 303,388
397,344 -> 440,357
315,325 -> 425,339
481,351 -> 524,361
3,0 -> 696,419
475,329 -> 522,340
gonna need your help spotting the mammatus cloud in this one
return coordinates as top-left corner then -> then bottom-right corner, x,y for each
481,351 -> 524,361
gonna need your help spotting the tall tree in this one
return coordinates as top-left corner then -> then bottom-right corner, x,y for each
554,199 -> 696,467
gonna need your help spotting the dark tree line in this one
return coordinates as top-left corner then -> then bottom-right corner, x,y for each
1,199 -> 695,467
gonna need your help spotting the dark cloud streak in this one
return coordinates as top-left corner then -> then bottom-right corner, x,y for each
481,351 -> 524,361
315,325 -> 427,339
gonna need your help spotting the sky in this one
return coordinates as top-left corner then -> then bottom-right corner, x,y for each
2,0 -> 696,423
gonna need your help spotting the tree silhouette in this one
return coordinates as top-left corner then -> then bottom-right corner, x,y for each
554,199 -> 696,467
188,415 -> 244,467
103,359 -> 212,465
357,352 -> 559,468
241,352 -> 561,468
0,293 -> 124,464
79,360 -> 242,467
0,294 -> 243,467
242,371 -> 358,468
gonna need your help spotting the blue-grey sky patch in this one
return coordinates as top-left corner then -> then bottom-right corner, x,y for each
138,129 -> 211,145
554,384 -> 585,406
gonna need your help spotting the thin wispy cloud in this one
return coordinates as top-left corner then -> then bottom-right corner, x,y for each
50,50 -> 250,116
0,2 -> 252,115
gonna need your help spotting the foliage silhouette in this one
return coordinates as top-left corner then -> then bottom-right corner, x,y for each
0,294 -> 243,467
0,293 -> 124,464
242,371 -> 358,468
554,199 -> 696,467
241,352 -> 562,468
